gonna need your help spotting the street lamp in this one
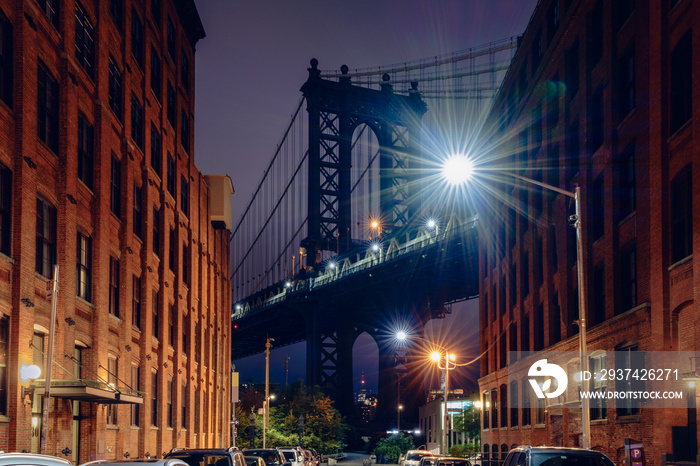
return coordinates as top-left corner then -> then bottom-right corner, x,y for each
263,337 -> 274,448
397,404 -> 404,432
443,155 -> 591,449
430,349 -> 457,455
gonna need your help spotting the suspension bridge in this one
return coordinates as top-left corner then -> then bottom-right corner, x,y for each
229,36 -> 520,420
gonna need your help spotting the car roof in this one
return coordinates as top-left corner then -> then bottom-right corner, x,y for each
0,453 -> 73,465
513,447 -> 608,456
81,460 -> 189,466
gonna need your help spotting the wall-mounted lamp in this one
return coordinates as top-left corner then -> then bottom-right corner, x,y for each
20,364 -> 41,403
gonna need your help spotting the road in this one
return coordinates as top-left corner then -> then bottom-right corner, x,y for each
330,452 -> 397,466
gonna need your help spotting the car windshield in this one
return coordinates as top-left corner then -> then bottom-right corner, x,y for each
168,454 -> 229,466
246,458 -> 261,466
437,461 -> 470,466
407,454 -> 429,461
532,454 -> 615,466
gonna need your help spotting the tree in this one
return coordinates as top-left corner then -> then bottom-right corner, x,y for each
373,433 -> 414,463
452,404 -> 480,445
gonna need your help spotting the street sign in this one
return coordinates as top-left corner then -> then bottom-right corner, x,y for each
447,408 -> 462,413
233,427 -> 237,437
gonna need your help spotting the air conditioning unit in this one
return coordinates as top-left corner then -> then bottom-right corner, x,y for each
204,175 -> 234,230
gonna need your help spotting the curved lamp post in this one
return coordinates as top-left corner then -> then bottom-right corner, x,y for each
430,349 -> 457,454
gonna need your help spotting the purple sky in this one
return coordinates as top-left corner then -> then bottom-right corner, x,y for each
192,1 -> 539,394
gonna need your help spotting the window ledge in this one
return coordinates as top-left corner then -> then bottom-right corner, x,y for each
535,423 -> 546,429
590,419 -> 608,425
668,119 -> 691,143
617,211 -> 636,227
131,426 -> 141,430
106,424 -> 119,430
77,296 -> 94,308
668,254 -> 692,271
109,314 -> 122,324
615,415 -> 640,424
0,415 -> 10,423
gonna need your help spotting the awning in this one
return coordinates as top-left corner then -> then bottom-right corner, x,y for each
32,379 -> 144,404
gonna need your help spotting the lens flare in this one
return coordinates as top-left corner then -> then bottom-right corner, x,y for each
441,155 -> 474,185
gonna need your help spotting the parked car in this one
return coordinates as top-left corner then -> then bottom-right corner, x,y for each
246,456 -> 268,466
164,447 -> 246,466
303,450 -> 316,466
402,450 -> 433,466
0,452 -> 72,466
243,449 -> 287,466
501,447 -> 616,466
82,460 -> 189,466
278,447 -> 304,466
309,449 -> 321,466
433,457 -> 472,466
417,456 -> 439,466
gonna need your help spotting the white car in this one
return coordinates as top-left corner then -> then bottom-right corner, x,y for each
278,448 -> 304,466
402,451 -> 433,466
0,452 -> 72,466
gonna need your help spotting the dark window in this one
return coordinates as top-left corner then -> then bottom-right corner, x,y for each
566,38 -> 579,96
613,0 -> 634,32
0,315 -> 7,415
167,82 -> 176,127
617,143 -> 636,220
132,275 -> 141,329
535,396 -> 545,425
36,198 -> 57,277
151,0 -> 160,27
151,47 -> 161,101
587,1 -> 603,71
483,391 -> 490,429
590,354 -> 607,420
182,242 -> 189,285
109,256 -> 120,317
194,320 -> 200,364
521,380 -> 531,426
490,388 -> 498,428
589,175 -> 604,241
77,114 -> 94,189
168,302 -> 175,347
531,106 -> 542,152
194,390 -> 199,433
509,381 -> 518,427
76,232 -> 92,301
670,31 -> 692,134
671,166 -> 692,263
180,110 -> 189,152
588,87 -> 604,152
108,57 -> 122,120
110,154 -> 121,217
500,384 -> 508,428
182,312 -> 188,354
152,206 -> 160,256
131,10 -> 143,68
618,47 -> 635,118
620,242 -> 637,312
535,236 -> 544,287
151,371 -> 158,426
499,329 -> 506,369
133,184 -> 142,239
106,356 -> 118,424
181,51 -> 189,90
548,75 -> 560,129
37,0 -> 59,28
37,62 -> 59,153
566,119 -> 579,180
509,267 -> 516,309
509,323 -> 517,364
109,0 -> 122,30
0,165 -> 10,256
519,63 -> 528,98
151,124 -> 162,177
167,17 -> 176,59
0,11 -> 13,107
131,365 -> 140,426
74,2 -> 95,77
549,224 -> 558,272
167,153 -> 176,196
531,29 -> 543,72
550,293 -> 561,343
519,189 -> 528,234
521,252 -> 529,299
131,95 -> 144,150
169,227 -> 176,272
520,314 -> 530,352
167,375 -> 173,428
508,208 -> 516,251
181,381 -> 187,428
152,289 -> 160,338
547,0 -> 559,43
180,175 -> 189,215
499,277 -> 506,316
534,305 -> 544,351
615,345 -> 642,415
592,262 -> 605,325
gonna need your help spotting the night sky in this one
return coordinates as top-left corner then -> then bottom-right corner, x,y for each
192,1 -> 539,398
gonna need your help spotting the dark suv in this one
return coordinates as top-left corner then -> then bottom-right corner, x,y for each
165,447 -> 246,466
502,447 -> 616,466
243,449 -> 287,466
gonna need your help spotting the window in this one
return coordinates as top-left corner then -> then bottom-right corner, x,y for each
182,243 -> 189,285
618,47 -> 635,118
131,95 -> 144,150
0,165 -> 11,256
534,305 -> 544,351
566,119 -> 580,181
169,227 -> 176,272
620,242 -> 637,312
167,375 -> 173,428
520,314 -> 529,352
181,51 -> 189,90
131,10 -> 143,68
671,166 -> 692,263
180,175 -> 189,215
109,257 -> 120,317
566,38 -> 579,96
182,312 -> 188,354
499,329 -> 506,369
152,289 -> 160,338
167,17 -> 176,59
181,381 -> 187,428
36,198 -> 57,277
151,124 -> 162,177
76,232 -> 92,301
37,62 -> 59,153
77,114 -> 94,189
535,236 -> 544,287
535,396 -> 545,425
670,30 -> 692,134
133,184 -> 142,239
521,380 -> 531,426
590,354 -> 606,420
519,189 -> 528,234
180,110 -> 189,152
167,153 -> 176,196
549,225 -> 558,272
167,82 -> 176,127
509,323 -> 517,364
151,47 -> 161,101
153,206 -> 160,256
500,384 -> 508,428
194,389 -> 199,433
168,302 -> 175,346
0,10 -> 12,107
132,275 -> 141,329
531,29 -> 543,73
110,154 -> 121,216
482,391 -> 490,429
151,0 -> 160,27
509,381 -> 518,427
518,63 -> 528,98
37,0 -> 59,28
151,370 -> 158,426
550,293 -> 561,343
617,143 -> 636,220
194,320 -> 201,364
0,315 -> 8,416
588,87 -> 604,153
521,252 -> 529,298
616,344 -> 642,416
109,0 -> 122,29
547,0 -> 559,43
74,2 -> 95,77
587,1 -> 603,71
589,175 -> 604,241
131,364 -> 140,426
107,356 -> 118,424
108,57 -> 122,120
613,0 -> 634,32
510,267 -> 516,309
592,262 -> 605,326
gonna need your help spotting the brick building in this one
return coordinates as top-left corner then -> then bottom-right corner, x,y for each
478,0 -> 698,464
0,0 -> 234,462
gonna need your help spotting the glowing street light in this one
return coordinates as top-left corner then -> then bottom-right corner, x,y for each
429,348 -> 457,454
441,155 -> 591,449
396,331 -> 407,341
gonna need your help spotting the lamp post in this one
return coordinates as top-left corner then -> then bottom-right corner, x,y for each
430,350 -> 456,455
443,157 -> 590,449
264,337 -> 274,448
398,404 -> 403,432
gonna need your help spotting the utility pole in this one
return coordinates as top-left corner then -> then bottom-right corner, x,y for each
284,356 -> 290,388
264,337 -> 273,448
41,265 -> 59,455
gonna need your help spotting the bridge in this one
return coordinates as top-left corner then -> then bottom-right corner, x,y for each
230,37 -> 519,423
